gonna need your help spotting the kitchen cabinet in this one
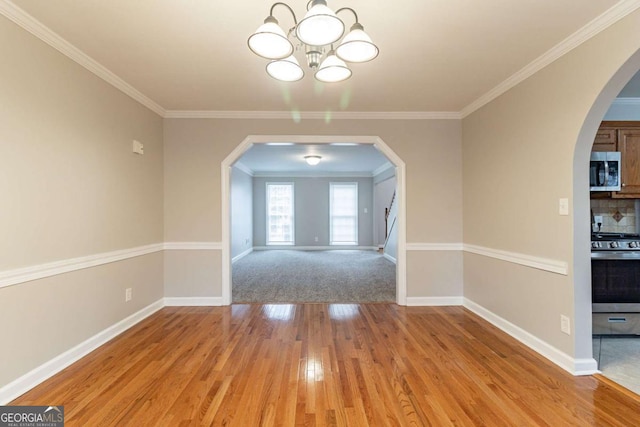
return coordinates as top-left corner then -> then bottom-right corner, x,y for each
592,122 -> 640,198
615,128 -> 640,197
592,127 -> 617,151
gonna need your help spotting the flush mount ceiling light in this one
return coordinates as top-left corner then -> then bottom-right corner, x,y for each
305,155 -> 322,166
248,0 -> 379,83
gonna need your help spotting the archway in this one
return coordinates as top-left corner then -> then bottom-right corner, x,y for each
221,135 -> 407,306
573,50 -> 640,369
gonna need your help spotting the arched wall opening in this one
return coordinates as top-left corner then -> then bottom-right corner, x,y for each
221,135 -> 407,306
573,49 -> 640,361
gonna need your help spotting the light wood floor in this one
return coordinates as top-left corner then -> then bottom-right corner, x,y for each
11,304 -> 640,426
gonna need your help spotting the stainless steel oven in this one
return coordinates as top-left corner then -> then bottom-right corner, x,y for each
592,233 -> 640,335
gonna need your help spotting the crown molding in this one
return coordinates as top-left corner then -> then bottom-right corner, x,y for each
163,110 -> 462,120
0,0 -> 166,117
460,0 -> 640,118
252,171 -> 375,178
611,97 -> 640,106
232,161 -> 255,177
372,162 -> 394,177
4,0 -> 636,122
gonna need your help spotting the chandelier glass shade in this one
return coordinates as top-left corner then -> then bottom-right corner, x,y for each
315,50 -> 352,83
296,2 -> 343,46
335,23 -> 379,63
247,17 -> 293,59
267,55 -> 304,82
248,1 -> 378,83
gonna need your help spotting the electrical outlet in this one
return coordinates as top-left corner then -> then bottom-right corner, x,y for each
125,288 -> 132,302
315,236 -> 318,242
560,315 -> 571,335
594,215 -> 603,227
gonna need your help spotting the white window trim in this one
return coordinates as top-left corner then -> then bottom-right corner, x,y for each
266,182 -> 295,246
330,182 -> 358,246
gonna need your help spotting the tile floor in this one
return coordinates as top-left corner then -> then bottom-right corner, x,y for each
593,336 -> 640,395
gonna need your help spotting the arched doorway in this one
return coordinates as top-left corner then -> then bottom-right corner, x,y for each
221,135 -> 407,306
573,50 -> 640,369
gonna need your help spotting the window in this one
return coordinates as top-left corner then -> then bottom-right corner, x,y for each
266,183 -> 294,245
330,182 -> 358,245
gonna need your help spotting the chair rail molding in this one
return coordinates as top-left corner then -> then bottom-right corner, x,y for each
0,243 -> 164,289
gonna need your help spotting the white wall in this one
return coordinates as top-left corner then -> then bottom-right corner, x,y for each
231,166 -> 253,259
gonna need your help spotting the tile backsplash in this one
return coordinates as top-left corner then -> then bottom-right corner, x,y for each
590,199 -> 637,233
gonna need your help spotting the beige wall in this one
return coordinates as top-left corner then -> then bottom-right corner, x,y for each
164,250 -> 221,297
0,16 -> 164,387
164,118 -> 463,299
462,9 -> 640,357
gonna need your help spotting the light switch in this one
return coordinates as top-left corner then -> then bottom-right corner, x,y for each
559,198 -> 569,216
364,208 -> 368,213
133,140 -> 144,155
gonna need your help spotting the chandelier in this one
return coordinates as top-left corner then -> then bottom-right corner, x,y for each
248,0 -> 379,83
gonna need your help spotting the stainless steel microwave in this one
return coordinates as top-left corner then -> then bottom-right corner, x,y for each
590,151 -> 621,191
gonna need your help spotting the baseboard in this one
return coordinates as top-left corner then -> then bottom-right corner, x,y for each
253,246 -> 378,251
406,296 -> 463,306
463,298 -> 598,376
164,297 -> 224,306
0,299 -> 164,405
382,253 -> 397,264
232,248 -> 253,263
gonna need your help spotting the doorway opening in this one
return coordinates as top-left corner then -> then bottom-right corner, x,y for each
221,135 -> 407,305
574,50 -> 640,380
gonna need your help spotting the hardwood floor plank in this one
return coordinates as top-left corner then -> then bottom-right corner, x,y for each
9,304 -> 640,426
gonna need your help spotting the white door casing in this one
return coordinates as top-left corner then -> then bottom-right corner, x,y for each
221,135 -> 407,305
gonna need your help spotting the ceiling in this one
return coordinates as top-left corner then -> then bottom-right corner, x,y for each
236,143 -> 391,175
4,0 -> 630,117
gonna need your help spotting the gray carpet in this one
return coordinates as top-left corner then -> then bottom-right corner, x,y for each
232,250 -> 396,303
